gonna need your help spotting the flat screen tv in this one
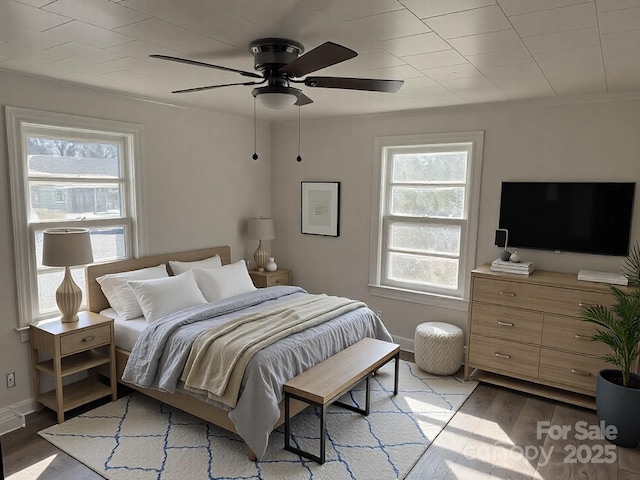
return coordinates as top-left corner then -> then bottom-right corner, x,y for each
498,182 -> 635,256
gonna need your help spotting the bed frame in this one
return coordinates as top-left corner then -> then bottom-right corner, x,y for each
85,246 -> 308,460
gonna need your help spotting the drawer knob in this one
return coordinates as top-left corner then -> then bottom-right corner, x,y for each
494,352 -> 511,359
82,335 -> 96,342
577,302 -> 592,307
573,333 -> 592,340
571,368 -> 591,377
497,321 -> 514,327
499,291 -> 516,297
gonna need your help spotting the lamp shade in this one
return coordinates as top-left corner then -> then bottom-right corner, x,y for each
42,228 -> 94,267
247,218 -> 275,240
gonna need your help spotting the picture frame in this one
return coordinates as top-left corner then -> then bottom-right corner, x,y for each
301,181 -> 340,237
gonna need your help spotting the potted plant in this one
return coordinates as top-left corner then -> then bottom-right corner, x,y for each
581,242 -> 640,447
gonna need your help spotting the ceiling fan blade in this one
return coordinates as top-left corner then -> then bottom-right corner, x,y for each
150,54 -> 263,79
278,42 -> 357,77
304,76 -> 404,93
172,81 -> 264,94
294,92 -> 313,106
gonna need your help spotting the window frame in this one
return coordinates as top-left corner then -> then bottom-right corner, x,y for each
6,107 -> 146,328
369,131 -> 484,311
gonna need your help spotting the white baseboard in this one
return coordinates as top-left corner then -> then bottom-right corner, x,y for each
0,399 -> 34,436
392,335 -> 415,353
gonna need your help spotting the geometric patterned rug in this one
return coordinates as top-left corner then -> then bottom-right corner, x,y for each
39,361 -> 477,480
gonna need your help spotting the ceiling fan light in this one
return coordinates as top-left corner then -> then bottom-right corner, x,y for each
258,92 -> 297,110
252,85 -> 300,110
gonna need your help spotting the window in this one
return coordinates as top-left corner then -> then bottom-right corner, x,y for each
6,107 -> 145,327
369,132 -> 484,309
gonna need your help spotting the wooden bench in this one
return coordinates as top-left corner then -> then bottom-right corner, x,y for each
283,337 -> 401,464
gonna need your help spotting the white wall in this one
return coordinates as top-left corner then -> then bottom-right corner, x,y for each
0,69 -> 272,422
270,96 -> 640,347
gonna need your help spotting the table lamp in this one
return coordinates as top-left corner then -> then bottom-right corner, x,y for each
42,227 -> 94,322
247,217 -> 275,271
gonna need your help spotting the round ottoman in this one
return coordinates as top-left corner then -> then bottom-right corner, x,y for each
414,322 -> 464,375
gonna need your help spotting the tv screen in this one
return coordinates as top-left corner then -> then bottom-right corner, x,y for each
498,182 -> 635,256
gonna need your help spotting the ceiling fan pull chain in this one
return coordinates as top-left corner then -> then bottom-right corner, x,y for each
296,105 -> 302,163
252,97 -> 259,161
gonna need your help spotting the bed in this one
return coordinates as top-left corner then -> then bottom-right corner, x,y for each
85,246 -> 393,460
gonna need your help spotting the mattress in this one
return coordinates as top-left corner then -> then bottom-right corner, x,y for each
99,308 -> 147,351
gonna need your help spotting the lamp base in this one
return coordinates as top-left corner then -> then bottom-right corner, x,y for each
254,240 -> 269,271
56,266 -> 82,323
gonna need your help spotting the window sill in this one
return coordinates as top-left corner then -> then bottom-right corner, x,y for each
369,284 -> 469,311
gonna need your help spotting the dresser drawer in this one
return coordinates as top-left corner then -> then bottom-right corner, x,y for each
542,315 -> 614,357
471,303 -> 543,344
552,289 -> 615,317
468,334 -> 540,379
539,349 -> 610,394
266,272 -> 289,287
60,324 -> 111,356
473,277 -> 614,317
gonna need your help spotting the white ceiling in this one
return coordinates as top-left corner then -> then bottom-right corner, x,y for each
1,0 -> 640,120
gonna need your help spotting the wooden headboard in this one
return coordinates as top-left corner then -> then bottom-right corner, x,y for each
85,246 -> 231,313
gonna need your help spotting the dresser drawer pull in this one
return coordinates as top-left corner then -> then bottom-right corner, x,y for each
571,368 -> 591,377
82,335 -> 96,343
494,352 -> 511,359
577,302 -> 593,307
574,333 -> 592,340
499,291 -> 516,297
497,321 -> 514,327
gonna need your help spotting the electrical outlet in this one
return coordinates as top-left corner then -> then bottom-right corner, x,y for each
6,372 -> 15,388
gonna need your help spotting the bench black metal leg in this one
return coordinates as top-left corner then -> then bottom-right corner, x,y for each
283,392 -> 327,465
394,351 -> 400,395
284,392 -> 291,452
320,404 -> 327,464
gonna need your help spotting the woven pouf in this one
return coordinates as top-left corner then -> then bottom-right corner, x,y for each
414,322 -> 464,375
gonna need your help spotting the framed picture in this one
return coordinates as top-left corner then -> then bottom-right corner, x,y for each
301,181 -> 340,237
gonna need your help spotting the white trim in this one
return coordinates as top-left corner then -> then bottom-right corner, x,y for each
392,334 -> 415,354
370,284 -> 469,311
5,106 -> 146,327
369,131 -> 484,302
0,399 -> 32,436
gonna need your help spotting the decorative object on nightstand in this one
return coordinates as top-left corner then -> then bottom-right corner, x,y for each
266,257 -> 277,272
247,217 -> 275,272
249,268 -> 290,288
42,228 -> 93,323
30,311 -> 117,423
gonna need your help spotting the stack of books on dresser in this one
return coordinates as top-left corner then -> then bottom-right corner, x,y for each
490,259 -> 536,275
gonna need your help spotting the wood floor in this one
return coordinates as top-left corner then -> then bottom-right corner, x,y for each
2,357 -> 640,479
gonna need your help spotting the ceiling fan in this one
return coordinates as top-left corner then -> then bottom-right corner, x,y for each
150,38 -> 404,110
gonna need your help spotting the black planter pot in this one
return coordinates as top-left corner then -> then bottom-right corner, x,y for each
596,369 -> 640,448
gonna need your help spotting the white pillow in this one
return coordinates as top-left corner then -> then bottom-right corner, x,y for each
128,270 -> 207,323
169,255 -> 222,275
96,264 -> 168,319
193,260 -> 257,302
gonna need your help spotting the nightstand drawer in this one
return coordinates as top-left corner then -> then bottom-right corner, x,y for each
60,324 -> 111,356
249,269 -> 291,288
267,272 -> 289,287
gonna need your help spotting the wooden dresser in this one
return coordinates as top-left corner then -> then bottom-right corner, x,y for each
465,265 -> 623,409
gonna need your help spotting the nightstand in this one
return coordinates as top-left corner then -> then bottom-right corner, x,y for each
249,268 -> 291,288
30,311 -> 117,423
